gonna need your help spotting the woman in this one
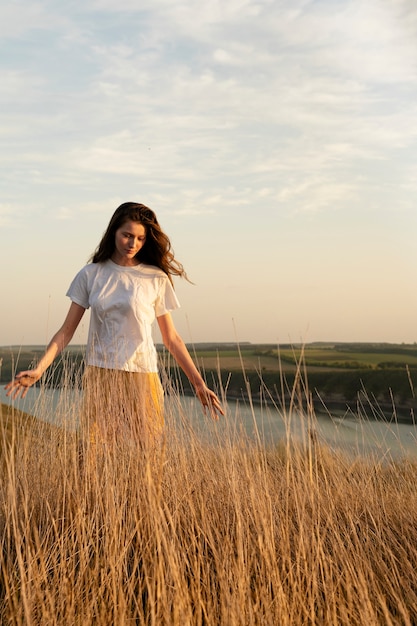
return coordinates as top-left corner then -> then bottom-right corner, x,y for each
6,202 -> 223,447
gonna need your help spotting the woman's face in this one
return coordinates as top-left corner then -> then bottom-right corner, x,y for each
112,220 -> 146,266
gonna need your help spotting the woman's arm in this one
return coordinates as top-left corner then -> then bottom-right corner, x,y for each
157,313 -> 224,419
5,302 -> 86,400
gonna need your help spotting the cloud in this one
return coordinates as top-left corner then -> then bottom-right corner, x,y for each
278,178 -> 356,214
1,0 -> 417,345
0,204 -> 16,226
2,0 -> 417,223
0,2 -> 60,37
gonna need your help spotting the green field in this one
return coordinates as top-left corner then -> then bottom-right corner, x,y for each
184,342 -> 417,372
2,342 -> 417,376
1,342 -> 416,416
164,343 -> 417,415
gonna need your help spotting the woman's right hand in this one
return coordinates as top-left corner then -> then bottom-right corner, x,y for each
5,370 -> 41,400
4,303 -> 86,402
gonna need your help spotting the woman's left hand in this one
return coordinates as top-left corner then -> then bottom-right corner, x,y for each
194,383 -> 224,420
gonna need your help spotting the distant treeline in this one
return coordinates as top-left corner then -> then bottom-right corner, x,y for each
167,365 -> 416,420
332,343 -> 417,357
1,343 -> 416,420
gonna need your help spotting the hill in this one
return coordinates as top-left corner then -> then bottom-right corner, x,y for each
1,342 -> 416,420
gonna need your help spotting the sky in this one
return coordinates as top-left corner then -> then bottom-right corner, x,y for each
1,0 -> 416,346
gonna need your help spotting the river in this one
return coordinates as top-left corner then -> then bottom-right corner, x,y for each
1,386 -> 416,460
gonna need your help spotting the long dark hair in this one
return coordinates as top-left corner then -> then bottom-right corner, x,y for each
90,202 -> 188,282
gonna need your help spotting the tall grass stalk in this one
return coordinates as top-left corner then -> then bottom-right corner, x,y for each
1,361 -> 417,625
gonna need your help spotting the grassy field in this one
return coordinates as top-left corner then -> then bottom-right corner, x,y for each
0,403 -> 43,460
2,342 -> 417,377
188,342 -> 417,372
2,342 -> 416,419
1,371 -> 417,624
2,342 -> 417,378
164,343 -> 417,416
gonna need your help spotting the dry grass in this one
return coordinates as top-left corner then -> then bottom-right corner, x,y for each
1,377 -> 417,625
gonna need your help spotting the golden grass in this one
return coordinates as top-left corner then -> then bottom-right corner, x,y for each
1,383 -> 417,625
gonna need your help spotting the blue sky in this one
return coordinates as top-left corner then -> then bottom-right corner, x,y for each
1,0 -> 416,346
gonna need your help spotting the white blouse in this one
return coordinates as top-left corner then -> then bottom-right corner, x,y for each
66,260 -> 180,372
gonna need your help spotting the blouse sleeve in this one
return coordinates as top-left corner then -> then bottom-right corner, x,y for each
155,277 -> 180,317
66,266 -> 90,309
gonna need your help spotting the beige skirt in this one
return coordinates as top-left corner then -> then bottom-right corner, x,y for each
81,366 -> 164,449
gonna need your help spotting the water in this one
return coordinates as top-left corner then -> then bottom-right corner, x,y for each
1,385 -> 416,460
